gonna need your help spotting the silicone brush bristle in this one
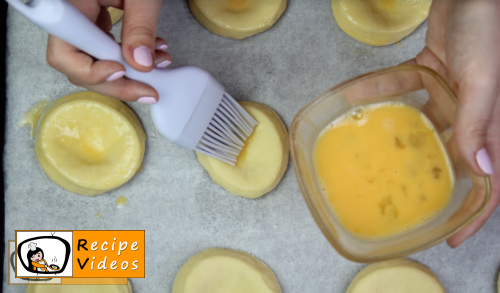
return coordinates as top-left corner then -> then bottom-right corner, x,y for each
194,93 -> 258,165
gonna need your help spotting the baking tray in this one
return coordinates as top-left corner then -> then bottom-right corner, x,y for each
3,1 -> 500,292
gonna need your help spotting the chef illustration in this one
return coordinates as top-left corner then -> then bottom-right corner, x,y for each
27,242 -> 49,273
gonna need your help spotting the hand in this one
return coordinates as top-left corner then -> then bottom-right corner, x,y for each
410,0 -> 499,247
46,0 -> 171,104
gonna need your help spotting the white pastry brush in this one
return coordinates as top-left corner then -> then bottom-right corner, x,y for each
7,0 -> 257,165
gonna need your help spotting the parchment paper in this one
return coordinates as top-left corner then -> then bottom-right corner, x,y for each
4,1 -> 500,292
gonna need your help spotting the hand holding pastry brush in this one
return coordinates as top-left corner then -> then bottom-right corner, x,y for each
7,0 -> 257,165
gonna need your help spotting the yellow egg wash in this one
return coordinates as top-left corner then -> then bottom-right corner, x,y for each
20,99 -> 49,138
314,102 -> 453,239
226,0 -> 251,12
116,196 -> 129,208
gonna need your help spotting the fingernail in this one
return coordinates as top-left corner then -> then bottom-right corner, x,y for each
133,46 -> 153,67
137,97 -> 157,105
156,60 -> 171,69
155,44 -> 168,51
106,71 -> 126,82
476,148 -> 493,175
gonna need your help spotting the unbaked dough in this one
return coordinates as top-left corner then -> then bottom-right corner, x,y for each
35,91 -> 146,196
332,0 -> 432,46
108,7 -> 124,25
189,0 -> 288,39
173,248 -> 282,293
197,101 -> 289,198
347,258 -> 446,293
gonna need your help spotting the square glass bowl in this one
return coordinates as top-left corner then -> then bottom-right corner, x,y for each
290,65 -> 491,262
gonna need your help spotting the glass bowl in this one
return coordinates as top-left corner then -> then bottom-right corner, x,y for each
290,65 -> 491,262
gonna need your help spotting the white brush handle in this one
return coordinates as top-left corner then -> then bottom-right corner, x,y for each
7,0 -> 224,147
